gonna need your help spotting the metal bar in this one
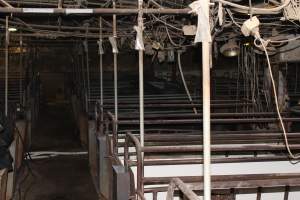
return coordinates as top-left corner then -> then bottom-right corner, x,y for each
143,173 -> 300,185
58,0 -> 63,8
231,188 -> 236,200
128,156 -> 292,166
137,5 -> 144,142
113,0 -> 118,126
99,102 -> 250,107
132,132 -> 300,141
153,191 -> 157,200
137,0 -> 144,152
99,17 -> 104,133
202,25 -> 211,200
0,18 -> 100,31
5,16 -> 9,116
113,112 -> 289,120
19,32 -> 23,105
125,133 -> 144,199
166,178 -> 200,200
141,144 -> 300,153
284,186 -> 289,200
256,187 -> 261,200
116,117 -> 300,125
112,0 -> 119,154
144,185 -> 300,196
0,0 -> 13,8
137,1 -> 145,199
85,38 -> 90,112
78,42 -> 86,110
0,7 -> 191,15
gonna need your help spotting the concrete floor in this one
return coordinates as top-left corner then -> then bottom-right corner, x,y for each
15,103 -> 98,200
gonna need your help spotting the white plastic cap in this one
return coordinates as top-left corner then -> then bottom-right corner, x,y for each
241,16 -> 260,37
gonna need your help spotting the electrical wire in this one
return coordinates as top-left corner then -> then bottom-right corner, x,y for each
255,36 -> 300,159
270,35 -> 300,43
150,14 -> 182,31
226,8 -> 241,28
177,51 -> 198,114
165,26 -> 184,47
215,0 -> 291,14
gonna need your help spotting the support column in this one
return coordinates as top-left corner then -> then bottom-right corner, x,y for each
5,16 -> 9,116
202,31 -> 211,200
58,0 -> 63,8
201,0 -> 211,200
138,0 -> 144,151
113,0 -> 118,125
84,25 -> 90,113
19,33 -> 23,105
137,1 -> 145,199
99,17 -> 104,134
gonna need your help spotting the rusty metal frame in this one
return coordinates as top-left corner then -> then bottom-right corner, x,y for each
123,131 -> 300,199
92,93 -> 300,200
166,178 -> 200,200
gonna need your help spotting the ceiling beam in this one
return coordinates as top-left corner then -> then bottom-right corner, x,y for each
0,7 -> 190,15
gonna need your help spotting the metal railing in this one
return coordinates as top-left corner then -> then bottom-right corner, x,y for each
166,178 -> 200,200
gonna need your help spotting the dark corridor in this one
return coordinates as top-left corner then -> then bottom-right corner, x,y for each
15,103 -> 97,200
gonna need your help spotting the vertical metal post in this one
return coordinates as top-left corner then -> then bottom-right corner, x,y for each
5,16 -> 9,116
113,0 -> 118,124
58,0 -> 63,8
80,43 -> 86,109
86,45 -> 90,112
85,26 -> 90,113
138,0 -> 144,150
99,17 -> 104,132
202,10 -> 211,200
137,1 -> 145,198
19,32 -> 23,105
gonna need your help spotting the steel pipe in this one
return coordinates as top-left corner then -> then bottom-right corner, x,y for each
85,37 -> 90,112
113,1 -> 118,132
99,17 -> 104,134
137,0 -> 145,164
0,0 -> 13,8
5,16 -> 9,116
116,117 -> 300,125
166,178 -> 200,200
19,33 -> 23,105
202,29 -> 211,200
0,7 -> 191,15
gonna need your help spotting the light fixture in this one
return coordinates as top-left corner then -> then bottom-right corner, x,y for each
8,27 -> 17,32
220,38 -> 240,57
9,47 -> 27,54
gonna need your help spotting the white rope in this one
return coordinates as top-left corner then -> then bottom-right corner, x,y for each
256,36 -> 300,159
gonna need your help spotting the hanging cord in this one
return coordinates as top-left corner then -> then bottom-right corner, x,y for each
270,35 -> 300,44
215,0 -> 290,14
165,26 -> 184,47
226,8 -> 241,28
177,51 -> 198,114
255,36 -> 300,159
